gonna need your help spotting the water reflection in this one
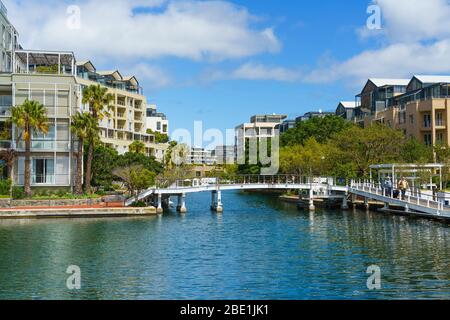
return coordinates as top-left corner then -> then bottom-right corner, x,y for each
0,191 -> 448,300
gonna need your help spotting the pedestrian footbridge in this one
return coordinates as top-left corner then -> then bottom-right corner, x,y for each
125,175 -> 450,220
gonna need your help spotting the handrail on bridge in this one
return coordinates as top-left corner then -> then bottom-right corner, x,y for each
350,180 -> 446,212
163,175 -> 344,190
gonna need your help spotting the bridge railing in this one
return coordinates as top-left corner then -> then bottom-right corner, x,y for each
167,175 -> 342,189
350,180 -> 445,212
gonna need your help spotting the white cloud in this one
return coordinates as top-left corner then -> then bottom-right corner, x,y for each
4,0 -> 281,62
304,0 -> 450,85
125,64 -> 172,89
231,63 -> 300,81
203,62 -> 301,82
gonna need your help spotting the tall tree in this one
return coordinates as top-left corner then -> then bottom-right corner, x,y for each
281,115 -> 352,147
82,85 -> 114,193
70,112 -> 99,195
10,100 -> 49,197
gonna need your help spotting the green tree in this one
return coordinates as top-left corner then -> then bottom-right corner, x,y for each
129,141 -> 146,154
10,100 -> 49,197
401,137 -> 434,163
329,124 -> 404,177
116,152 -> 163,174
82,84 -> 114,193
113,165 -> 156,197
281,115 -> 352,147
147,129 -> 169,144
71,112 -> 99,194
90,145 -> 120,191
280,138 -> 327,176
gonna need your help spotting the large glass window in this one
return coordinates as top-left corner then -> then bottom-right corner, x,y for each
33,158 -> 54,184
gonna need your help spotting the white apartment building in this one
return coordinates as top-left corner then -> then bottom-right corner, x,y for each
235,114 -> 287,159
186,147 -> 216,166
146,105 -> 169,135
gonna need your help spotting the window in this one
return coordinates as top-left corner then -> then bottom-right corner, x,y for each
437,132 -> 444,144
157,121 -> 161,131
33,159 -> 54,184
409,115 -> 414,124
436,112 -> 444,126
423,114 -> 432,128
424,133 -> 432,146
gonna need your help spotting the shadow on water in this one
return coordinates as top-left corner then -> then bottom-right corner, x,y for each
0,190 -> 448,300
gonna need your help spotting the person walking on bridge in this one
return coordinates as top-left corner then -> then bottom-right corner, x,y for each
398,177 -> 409,200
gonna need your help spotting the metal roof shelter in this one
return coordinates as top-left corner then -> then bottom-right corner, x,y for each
369,163 -> 445,190
14,49 -> 77,75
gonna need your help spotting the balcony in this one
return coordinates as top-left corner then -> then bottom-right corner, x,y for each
15,140 -> 72,152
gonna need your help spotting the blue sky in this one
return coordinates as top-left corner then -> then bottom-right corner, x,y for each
5,0 -> 450,145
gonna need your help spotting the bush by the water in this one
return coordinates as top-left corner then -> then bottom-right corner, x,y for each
131,201 -> 147,207
0,179 -> 12,195
12,186 -> 25,199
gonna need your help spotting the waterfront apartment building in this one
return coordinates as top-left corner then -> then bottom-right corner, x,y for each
0,50 -> 81,189
296,111 -> 334,122
186,147 -> 216,166
277,119 -> 296,133
235,114 -> 286,160
76,61 -> 168,161
146,105 -> 169,135
214,145 -> 237,165
335,101 -> 357,121
350,76 -> 450,147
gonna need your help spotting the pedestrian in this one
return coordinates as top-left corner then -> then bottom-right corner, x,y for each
384,177 -> 393,197
398,177 -> 409,200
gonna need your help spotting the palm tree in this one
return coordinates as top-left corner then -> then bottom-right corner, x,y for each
82,85 -> 114,193
10,100 -> 49,197
70,112 -> 99,195
129,140 -> 146,155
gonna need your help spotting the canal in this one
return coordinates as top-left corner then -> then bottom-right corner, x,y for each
0,191 -> 449,300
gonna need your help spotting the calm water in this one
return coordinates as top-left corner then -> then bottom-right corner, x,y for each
0,191 -> 449,300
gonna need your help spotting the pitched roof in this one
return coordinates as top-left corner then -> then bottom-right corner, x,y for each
97,70 -> 123,81
413,75 -> 450,84
76,60 -> 96,72
339,101 -> 357,109
369,78 -> 410,87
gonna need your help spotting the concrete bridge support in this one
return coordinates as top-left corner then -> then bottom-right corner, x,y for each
177,193 -> 187,214
341,193 -> 349,210
364,197 -> 370,211
157,193 -> 163,214
309,188 -> 315,211
211,190 -> 223,213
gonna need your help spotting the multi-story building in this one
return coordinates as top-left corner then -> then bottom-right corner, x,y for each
76,61 -> 169,162
0,49 -> 81,189
335,101 -> 357,121
353,76 -> 450,146
214,145 -> 236,165
0,1 -> 169,191
0,2 -> 19,73
235,114 -> 286,161
277,119 -> 296,133
146,105 -> 169,135
295,111 -> 335,122
186,147 -> 216,166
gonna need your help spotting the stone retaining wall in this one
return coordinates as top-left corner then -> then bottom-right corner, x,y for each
0,198 -> 104,208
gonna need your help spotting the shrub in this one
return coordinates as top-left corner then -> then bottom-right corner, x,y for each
131,201 -> 147,207
0,179 -> 12,196
12,186 -> 25,199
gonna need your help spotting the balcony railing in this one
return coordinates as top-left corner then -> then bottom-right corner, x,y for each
15,140 -> 72,152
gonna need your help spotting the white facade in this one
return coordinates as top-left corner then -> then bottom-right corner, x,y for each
146,105 -> 169,135
235,114 -> 286,158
